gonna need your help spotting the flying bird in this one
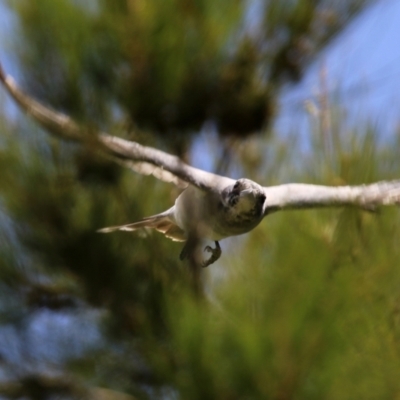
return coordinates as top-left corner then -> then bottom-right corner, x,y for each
98,178 -> 267,266
1,63 -> 400,266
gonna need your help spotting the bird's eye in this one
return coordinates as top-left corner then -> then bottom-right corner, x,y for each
233,181 -> 240,189
259,194 -> 266,203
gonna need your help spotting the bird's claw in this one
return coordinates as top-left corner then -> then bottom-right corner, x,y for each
202,241 -> 221,268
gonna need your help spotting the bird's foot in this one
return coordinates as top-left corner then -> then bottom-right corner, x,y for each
202,241 -> 221,268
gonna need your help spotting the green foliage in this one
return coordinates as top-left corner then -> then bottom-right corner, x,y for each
3,1 -> 400,399
3,102 -> 400,400
9,0 -> 367,142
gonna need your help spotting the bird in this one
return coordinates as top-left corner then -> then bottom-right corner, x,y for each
1,62 -> 400,266
98,178 -> 267,266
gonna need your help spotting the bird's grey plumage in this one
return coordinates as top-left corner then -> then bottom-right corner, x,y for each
2,62 -> 400,266
97,178 -> 267,266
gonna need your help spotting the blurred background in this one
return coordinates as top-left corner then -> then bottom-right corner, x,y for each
1,0 -> 400,399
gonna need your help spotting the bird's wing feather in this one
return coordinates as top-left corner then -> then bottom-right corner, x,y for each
97,213 -> 187,242
0,64 -> 226,192
2,64 -> 400,213
263,181 -> 400,213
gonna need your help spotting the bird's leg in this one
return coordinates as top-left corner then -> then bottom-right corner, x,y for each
202,241 -> 221,268
180,239 -> 221,267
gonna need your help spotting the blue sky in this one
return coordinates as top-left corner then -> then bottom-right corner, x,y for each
275,0 -> 400,144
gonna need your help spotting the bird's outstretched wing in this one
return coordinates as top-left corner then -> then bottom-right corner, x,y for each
1,63 -> 400,212
0,64 -> 228,192
263,181 -> 400,213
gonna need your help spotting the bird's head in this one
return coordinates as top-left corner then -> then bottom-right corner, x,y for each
221,178 -> 266,215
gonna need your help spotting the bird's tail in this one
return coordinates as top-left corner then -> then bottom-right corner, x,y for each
97,209 -> 186,242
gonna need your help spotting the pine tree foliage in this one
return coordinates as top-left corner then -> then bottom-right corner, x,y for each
2,1 -> 400,399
